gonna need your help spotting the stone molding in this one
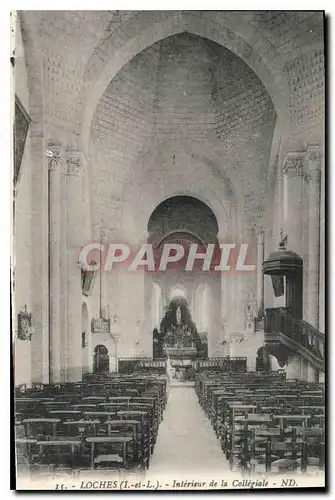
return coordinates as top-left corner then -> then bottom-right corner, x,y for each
283,146 -> 321,181
283,152 -> 306,178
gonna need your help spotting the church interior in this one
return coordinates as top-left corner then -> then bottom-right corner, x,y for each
13,11 -> 325,482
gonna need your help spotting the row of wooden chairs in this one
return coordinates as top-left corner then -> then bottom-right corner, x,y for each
15,373 -> 168,474
195,371 -> 325,475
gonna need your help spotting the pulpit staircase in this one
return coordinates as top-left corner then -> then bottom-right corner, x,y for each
263,307 -> 325,373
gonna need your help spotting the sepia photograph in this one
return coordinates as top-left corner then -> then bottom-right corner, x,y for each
10,8 -> 326,491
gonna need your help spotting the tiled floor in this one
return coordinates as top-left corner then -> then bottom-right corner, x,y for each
149,384 -> 230,476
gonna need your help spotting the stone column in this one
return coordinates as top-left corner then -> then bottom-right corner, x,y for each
283,152 -> 308,319
308,363 -> 318,383
305,146 -> 321,382
65,150 -> 86,382
282,153 -> 305,256
238,228 -> 257,333
227,204 -> 243,335
263,227 -> 274,310
306,145 -> 321,329
59,153 -> 68,381
47,141 -> 63,383
30,134 -> 49,384
207,275 -> 221,357
319,149 -> 325,333
98,226 -> 109,320
286,354 -> 302,380
256,230 -> 265,318
218,223 -> 232,353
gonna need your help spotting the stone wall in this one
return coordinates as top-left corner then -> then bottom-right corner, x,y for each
13,11 -> 325,383
13,14 -> 33,387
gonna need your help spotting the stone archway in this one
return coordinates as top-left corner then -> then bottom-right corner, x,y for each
146,195 -> 221,356
93,344 -> 110,373
256,346 -> 271,372
85,23 -> 284,361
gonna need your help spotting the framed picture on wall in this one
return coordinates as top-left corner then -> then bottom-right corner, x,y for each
17,305 -> 32,341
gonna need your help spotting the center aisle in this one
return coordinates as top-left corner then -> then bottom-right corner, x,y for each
149,382 -> 230,476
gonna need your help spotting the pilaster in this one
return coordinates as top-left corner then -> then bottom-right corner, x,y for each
65,150 -> 86,382
47,140 -> 64,383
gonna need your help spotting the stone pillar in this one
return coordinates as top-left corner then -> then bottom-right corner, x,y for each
283,152 -> 308,317
286,354 -> 302,380
31,134 -> 49,384
108,337 -> 118,373
99,226 -> 109,320
227,204 -> 244,334
306,150 -> 322,384
319,149 -> 325,333
218,222 -> 233,353
308,363 -> 318,383
238,228 -> 257,333
65,150 -> 86,382
282,153 -> 305,256
47,141 -> 63,383
256,230 -> 265,318
264,227 -> 274,310
306,145 -> 321,329
207,275 -> 221,357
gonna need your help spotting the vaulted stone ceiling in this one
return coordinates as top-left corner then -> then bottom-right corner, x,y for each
22,9 -> 323,137
89,33 -> 276,237
20,10 -> 323,238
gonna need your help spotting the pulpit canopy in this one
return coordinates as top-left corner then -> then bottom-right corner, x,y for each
263,247 -> 303,276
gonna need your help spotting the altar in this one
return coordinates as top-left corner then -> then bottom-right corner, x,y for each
153,299 -> 208,370
163,323 -> 198,359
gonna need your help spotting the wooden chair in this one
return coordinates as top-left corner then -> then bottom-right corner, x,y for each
22,418 -> 61,439
86,436 -> 133,472
15,438 -> 37,472
36,437 -> 82,473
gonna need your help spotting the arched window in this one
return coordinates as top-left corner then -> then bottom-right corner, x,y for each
152,282 -> 162,329
169,285 -> 187,301
195,284 -> 210,332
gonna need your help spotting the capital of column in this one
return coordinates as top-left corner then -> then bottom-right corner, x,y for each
65,150 -> 86,177
307,144 -> 321,163
252,226 -> 265,238
306,144 -> 321,180
46,140 -> 64,171
282,152 -> 307,178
